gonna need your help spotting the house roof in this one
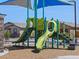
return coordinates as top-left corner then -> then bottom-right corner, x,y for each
4,22 -> 79,30
0,13 -> 6,18
64,22 -> 79,28
14,23 -> 26,28
4,22 -> 26,28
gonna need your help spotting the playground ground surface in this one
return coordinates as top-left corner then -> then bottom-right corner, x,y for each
0,46 -> 79,59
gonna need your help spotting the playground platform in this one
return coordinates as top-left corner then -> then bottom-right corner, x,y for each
0,46 -> 79,59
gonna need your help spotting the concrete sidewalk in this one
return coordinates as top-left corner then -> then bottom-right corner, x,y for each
55,56 -> 79,59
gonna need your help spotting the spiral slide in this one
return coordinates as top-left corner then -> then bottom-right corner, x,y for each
36,20 -> 57,49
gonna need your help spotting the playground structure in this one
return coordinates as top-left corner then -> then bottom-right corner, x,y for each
0,0 -> 76,55
12,18 -> 74,51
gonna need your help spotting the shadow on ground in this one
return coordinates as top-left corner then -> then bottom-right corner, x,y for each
6,46 -> 35,51
4,45 -> 71,54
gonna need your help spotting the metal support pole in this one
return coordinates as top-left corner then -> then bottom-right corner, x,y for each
74,1 -> 77,44
63,22 -> 66,48
51,18 -> 54,48
68,0 -> 77,45
44,17 -> 47,48
43,0 -> 45,18
27,0 -> 29,47
34,0 -> 38,48
57,19 -> 59,48
43,0 -> 46,48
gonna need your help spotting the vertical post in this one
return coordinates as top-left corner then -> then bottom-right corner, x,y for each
74,1 -> 77,45
34,0 -> 38,48
44,17 -> 47,48
68,0 -> 77,46
43,0 -> 45,18
51,18 -> 54,48
43,0 -> 46,48
59,21 -> 60,34
27,0 -> 29,47
27,0 -> 29,23
63,22 -> 66,48
57,19 -> 59,48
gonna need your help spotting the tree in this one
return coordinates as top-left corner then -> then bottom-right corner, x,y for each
4,30 -> 11,40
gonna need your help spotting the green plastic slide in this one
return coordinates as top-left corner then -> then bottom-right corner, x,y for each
36,20 -> 57,49
13,27 -> 33,43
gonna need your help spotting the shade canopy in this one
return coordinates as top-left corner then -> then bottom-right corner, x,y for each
0,0 -> 15,3
37,0 -> 72,8
0,0 -> 32,9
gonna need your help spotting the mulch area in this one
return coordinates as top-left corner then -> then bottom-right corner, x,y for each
0,46 -> 79,59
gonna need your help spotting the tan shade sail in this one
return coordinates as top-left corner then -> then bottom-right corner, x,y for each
0,0 -> 32,9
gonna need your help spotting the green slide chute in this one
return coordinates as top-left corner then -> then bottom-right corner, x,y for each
13,27 -> 33,43
36,20 -> 57,49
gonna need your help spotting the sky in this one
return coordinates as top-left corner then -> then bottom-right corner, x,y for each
0,0 -> 8,2
0,0 -> 79,24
